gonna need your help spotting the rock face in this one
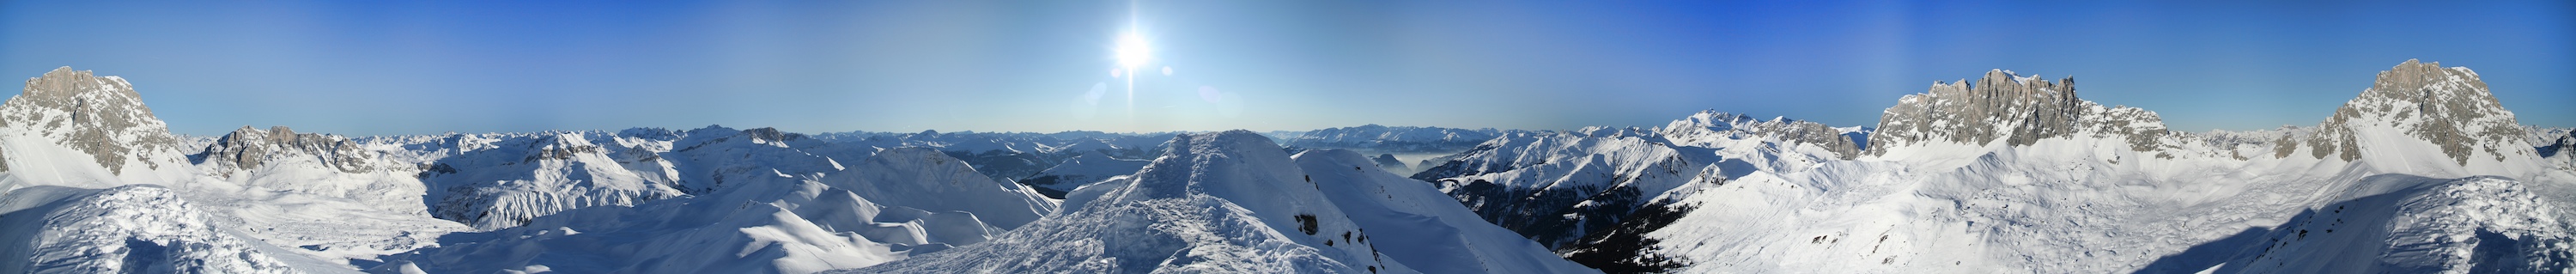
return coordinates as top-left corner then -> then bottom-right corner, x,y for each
2298,59 -> 2530,165
0,67 -> 185,174
194,125 -> 380,174
1865,70 -> 2168,155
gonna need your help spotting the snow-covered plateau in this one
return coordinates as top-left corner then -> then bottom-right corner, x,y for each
0,59 -> 2567,273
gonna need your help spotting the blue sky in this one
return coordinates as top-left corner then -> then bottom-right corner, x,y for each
3,1 -> 2568,136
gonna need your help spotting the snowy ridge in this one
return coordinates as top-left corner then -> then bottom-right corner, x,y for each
2190,175 -> 2572,273
1296,149 -> 1599,274
375,148 -> 1056,273
853,131 -> 1413,273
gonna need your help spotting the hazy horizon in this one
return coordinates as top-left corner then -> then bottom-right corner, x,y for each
5,1 -> 2569,136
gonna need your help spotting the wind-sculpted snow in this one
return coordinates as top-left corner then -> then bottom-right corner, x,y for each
0,186 -> 308,273
853,131 -> 1410,273
2160,175 -> 2574,273
377,148 -> 1057,274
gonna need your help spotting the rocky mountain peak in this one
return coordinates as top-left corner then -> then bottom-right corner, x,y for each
193,125 -> 380,174
1866,69 -> 2167,156
2298,59 -> 2529,165
3,67 -> 185,174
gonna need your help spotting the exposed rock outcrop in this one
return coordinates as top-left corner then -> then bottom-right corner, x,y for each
2,67 -> 185,174
192,125 -> 380,174
1866,70 -> 2168,155
2298,59 -> 2531,165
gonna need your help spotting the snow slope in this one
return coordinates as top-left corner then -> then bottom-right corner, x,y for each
850,131 -> 1419,273
374,148 -> 1057,274
0,186 -> 310,273
1296,149 -> 1598,274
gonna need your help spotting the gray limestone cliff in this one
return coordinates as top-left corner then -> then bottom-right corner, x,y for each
2297,59 -> 2529,165
191,125 -> 384,175
1866,70 -> 2169,155
1,67 -> 185,174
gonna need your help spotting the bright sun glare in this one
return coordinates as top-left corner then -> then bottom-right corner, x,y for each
1115,32 -> 1151,69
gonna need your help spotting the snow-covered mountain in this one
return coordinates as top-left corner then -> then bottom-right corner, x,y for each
848,131 -> 1591,273
2292,59 -> 2543,175
0,67 -> 197,193
1408,113 -> 1860,251
0,67 -> 447,273
1416,60 -> 2573,273
373,148 -> 1057,273
9,59 -> 2569,273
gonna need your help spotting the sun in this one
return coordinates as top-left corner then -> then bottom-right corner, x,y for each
1115,31 -> 1151,69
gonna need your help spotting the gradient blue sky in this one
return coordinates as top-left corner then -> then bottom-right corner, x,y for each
3,1 -> 2569,136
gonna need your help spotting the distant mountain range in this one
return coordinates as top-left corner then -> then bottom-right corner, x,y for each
0,60 -> 2567,273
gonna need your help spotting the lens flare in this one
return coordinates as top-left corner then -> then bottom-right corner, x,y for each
1115,32 -> 1151,69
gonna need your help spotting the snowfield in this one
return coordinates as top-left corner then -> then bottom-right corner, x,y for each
2,60 -> 2569,273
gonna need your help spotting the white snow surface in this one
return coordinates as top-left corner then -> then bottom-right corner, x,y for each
374,148 -> 1057,273
0,186 -> 309,273
853,131 -> 1472,273
1295,149 -> 1599,274
1411,61 -> 2575,273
